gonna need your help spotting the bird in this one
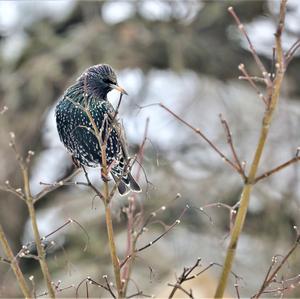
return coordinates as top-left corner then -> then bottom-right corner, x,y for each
55,64 -> 141,195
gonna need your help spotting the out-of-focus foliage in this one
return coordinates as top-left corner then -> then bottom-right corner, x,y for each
1,1 -> 300,297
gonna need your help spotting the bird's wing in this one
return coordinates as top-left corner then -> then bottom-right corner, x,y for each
104,101 -> 130,161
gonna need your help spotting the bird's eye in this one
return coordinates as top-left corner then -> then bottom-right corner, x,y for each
103,78 -> 113,84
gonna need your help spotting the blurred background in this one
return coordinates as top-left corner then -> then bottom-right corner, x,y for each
1,0 -> 300,297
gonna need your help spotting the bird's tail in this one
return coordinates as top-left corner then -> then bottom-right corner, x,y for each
112,172 -> 141,196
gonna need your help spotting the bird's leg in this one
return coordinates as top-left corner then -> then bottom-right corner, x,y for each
101,160 -> 117,182
71,155 -> 81,168
101,170 -> 111,182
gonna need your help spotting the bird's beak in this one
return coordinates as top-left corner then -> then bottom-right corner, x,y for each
109,83 -> 128,95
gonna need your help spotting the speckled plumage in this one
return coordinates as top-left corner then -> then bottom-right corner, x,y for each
55,64 -> 141,195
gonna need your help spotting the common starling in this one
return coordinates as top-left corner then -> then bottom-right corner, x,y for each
55,64 -> 141,195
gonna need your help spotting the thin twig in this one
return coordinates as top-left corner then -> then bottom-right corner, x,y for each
168,283 -> 194,298
0,256 -> 11,264
126,291 -> 152,298
238,76 -> 265,83
120,206 -> 187,269
234,280 -> 241,299
111,93 -> 124,124
35,168 -> 82,203
0,182 -> 25,200
168,258 -> 201,298
103,275 -> 116,298
253,234 -> 300,298
81,166 -> 104,200
228,6 -> 272,88
255,156 -> 300,183
238,64 -> 267,105
168,259 -> 241,299
157,103 -> 241,174
219,114 -> 246,180
121,118 -> 149,296
42,218 -> 90,252
286,38 -> 300,66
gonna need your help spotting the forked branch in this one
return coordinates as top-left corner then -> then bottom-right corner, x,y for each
214,2 -> 287,298
253,232 -> 300,298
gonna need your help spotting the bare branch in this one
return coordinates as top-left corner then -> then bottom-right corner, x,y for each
238,64 -> 267,105
0,225 -> 31,297
168,283 -> 194,298
253,233 -> 300,298
157,103 -> 241,174
215,2 -> 287,297
255,156 -> 300,183
35,168 -> 82,203
168,258 -> 201,298
121,118 -> 149,295
81,166 -> 104,201
228,6 -> 272,87
76,277 -> 116,299
121,205 -> 188,269
286,38 -> 300,66
0,182 -> 25,200
219,114 -> 246,180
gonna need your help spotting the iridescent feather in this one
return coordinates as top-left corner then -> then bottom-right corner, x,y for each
55,64 -> 141,195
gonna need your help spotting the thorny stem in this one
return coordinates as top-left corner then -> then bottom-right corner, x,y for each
22,166 -> 56,298
0,225 -> 31,298
214,2 -> 287,298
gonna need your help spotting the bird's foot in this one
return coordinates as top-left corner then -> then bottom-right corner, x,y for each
101,171 -> 111,182
101,160 -> 117,182
71,156 -> 81,168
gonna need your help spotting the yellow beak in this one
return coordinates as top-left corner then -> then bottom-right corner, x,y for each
109,83 -> 128,95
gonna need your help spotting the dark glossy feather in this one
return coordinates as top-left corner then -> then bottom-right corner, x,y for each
55,64 -> 141,195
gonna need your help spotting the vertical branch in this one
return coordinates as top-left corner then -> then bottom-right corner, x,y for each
100,136 -> 122,298
104,204 -> 122,297
8,133 -> 55,298
82,78 -> 122,298
22,165 -> 56,299
0,225 -> 31,298
214,2 -> 287,298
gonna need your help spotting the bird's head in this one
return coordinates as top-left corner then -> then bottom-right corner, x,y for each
79,64 -> 127,99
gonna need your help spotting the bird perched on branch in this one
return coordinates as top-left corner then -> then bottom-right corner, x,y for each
55,64 -> 141,195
